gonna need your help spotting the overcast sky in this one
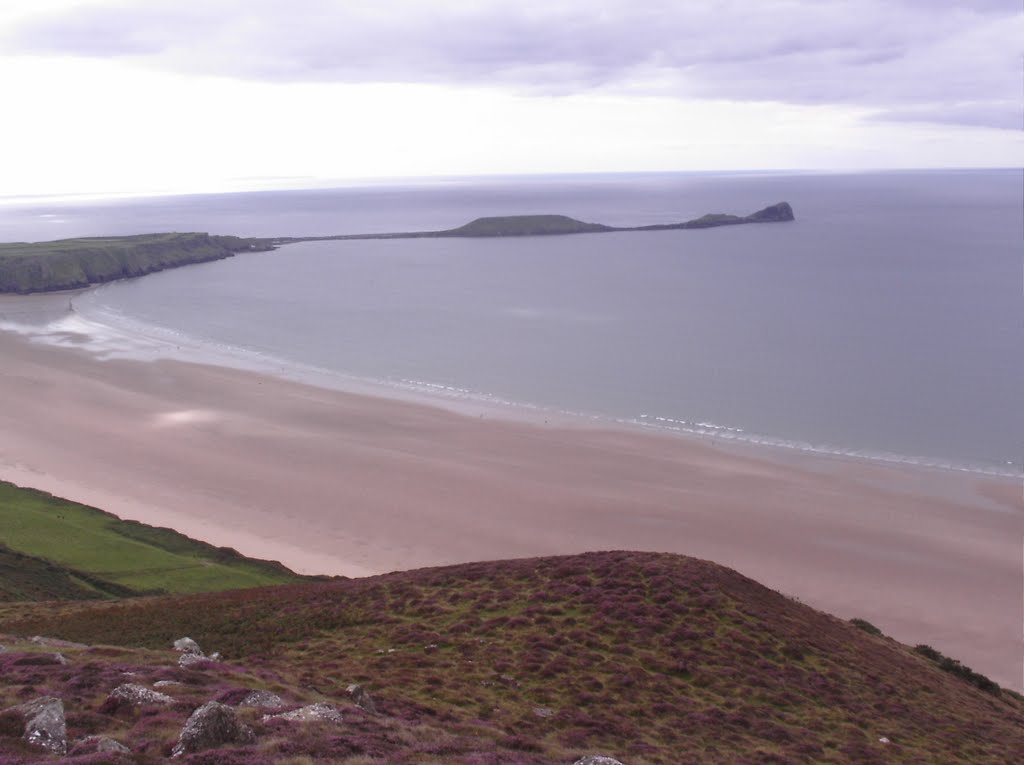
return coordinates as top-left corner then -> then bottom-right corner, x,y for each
0,0 -> 1020,196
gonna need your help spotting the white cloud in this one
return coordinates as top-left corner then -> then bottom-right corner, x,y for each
0,1 -> 1020,195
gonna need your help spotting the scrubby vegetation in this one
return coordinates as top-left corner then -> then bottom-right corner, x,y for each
913,644 -> 1002,696
0,481 -> 302,598
1,551 -> 1021,763
0,233 -> 272,294
848,618 -> 883,636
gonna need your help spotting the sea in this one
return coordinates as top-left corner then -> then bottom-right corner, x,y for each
1,169 -> 1021,478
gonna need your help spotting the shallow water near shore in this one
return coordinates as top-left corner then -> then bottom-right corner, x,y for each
3,169 -> 1022,478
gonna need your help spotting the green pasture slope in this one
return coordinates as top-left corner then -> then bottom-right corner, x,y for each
0,481 -> 302,600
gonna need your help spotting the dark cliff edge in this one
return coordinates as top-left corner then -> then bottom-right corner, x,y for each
0,203 -> 794,294
0,233 -> 274,295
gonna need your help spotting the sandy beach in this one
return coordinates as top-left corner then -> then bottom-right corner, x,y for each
0,301 -> 1020,689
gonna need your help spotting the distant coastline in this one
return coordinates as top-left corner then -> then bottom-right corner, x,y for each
0,202 -> 794,294
272,201 -> 795,243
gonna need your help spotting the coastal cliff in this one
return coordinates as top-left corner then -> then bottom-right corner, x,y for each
0,233 -> 273,294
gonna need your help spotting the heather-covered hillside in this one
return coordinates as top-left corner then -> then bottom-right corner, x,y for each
1,551 -> 1020,763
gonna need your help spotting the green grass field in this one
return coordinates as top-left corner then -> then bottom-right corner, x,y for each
0,481 -> 301,599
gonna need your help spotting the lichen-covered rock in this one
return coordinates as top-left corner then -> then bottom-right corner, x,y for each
154,680 -> 183,688
178,652 -> 209,668
54,652 -> 69,666
6,697 -> 67,755
346,683 -> 376,712
172,701 -> 255,757
72,735 -> 131,755
574,757 -> 625,765
108,683 -> 175,707
263,702 -> 343,724
173,637 -> 203,655
239,690 -> 284,708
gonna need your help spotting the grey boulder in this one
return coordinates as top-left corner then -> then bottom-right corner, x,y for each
73,735 -> 131,755
263,702 -> 343,724
346,683 -> 376,712
172,637 -> 203,655
172,701 -> 255,757
108,683 -> 175,706
239,690 -> 284,708
5,697 -> 67,755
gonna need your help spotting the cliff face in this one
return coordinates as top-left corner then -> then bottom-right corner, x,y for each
744,201 -> 795,222
0,233 -> 273,294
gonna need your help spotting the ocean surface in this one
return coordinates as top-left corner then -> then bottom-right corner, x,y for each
2,170 -> 1021,477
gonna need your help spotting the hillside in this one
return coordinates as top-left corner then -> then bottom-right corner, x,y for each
439,214 -> 613,236
0,481 -> 302,598
0,233 -> 273,294
1,551 -> 1020,763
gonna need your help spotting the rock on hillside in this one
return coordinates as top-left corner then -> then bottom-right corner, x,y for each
172,701 -> 255,757
4,697 -> 66,755
744,201 -> 795,222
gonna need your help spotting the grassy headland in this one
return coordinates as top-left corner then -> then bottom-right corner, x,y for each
0,481 -> 303,599
0,233 -> 273,294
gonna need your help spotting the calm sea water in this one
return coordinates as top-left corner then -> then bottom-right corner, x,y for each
3,170 -> 1021,476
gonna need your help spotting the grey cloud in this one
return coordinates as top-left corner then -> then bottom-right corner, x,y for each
2,0 -> 1020,129
872,101 -> 1022,131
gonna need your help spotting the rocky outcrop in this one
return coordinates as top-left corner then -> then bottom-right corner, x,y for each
171,701 -> 255,757
173,637 -> 203,655
71,735 -> 131,755
574,757 -> 626,765
263,702 -> 343,724
239,690 -> 284,708
107,683 -> 174,707
346,683 -> 376,712
173,637 -> 222,667
5,697 -> 67,755
743,201 -> 795,222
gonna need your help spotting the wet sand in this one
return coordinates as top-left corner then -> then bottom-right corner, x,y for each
0,314 -> 1020,689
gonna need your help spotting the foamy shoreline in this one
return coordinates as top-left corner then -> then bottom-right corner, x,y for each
8,287 -> 1020,483
0,291 -> 1021,690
